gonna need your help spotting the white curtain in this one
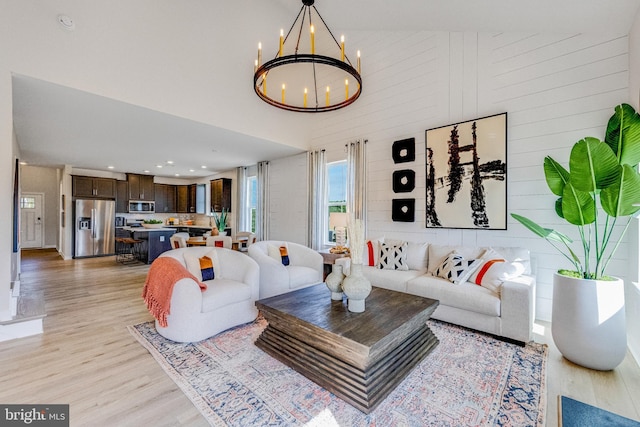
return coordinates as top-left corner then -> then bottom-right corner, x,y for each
256,161 -> 270,241
308,150 -> 327,250
235,166 -> 247,233
347,140 -> 367,227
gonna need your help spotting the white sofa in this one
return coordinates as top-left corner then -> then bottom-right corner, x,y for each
153,247 -> 260,342
336,241 -> 535,344
248,240 -> 324,299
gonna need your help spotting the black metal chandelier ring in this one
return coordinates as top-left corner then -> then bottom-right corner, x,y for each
254,54 -> 362,113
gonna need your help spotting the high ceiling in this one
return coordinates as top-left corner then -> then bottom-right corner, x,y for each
8,0 -> 640,178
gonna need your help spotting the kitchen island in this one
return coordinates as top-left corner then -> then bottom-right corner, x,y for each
116,227 -> 176,264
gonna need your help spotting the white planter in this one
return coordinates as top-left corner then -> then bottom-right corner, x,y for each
551,273 -> 627,370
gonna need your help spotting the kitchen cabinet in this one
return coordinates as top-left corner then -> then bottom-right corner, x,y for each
127,173 -> 155,201
155,184 -> 176,213
115,180 -> 129,213
73,176 -> 116,199
210,178 -> 232,212
176,185 -> 189,213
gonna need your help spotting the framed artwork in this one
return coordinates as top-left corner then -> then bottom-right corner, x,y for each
392,138 -> 415,163
425,112 -> 507,230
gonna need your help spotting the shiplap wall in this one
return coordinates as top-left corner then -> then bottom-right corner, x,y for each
308,31 -> 629,321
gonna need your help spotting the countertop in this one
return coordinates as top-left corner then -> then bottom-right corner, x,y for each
120,226 -> 177,232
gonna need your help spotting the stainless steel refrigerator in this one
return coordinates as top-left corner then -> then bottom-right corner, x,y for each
75,199 -> 115,257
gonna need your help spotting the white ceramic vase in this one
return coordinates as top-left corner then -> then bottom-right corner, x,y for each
341,263 -> 372,313
551,272 -> 627,371
325,264 -> 345,300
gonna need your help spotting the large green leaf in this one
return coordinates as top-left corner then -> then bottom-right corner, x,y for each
544,156 -> 570,196
561,182 -> 595,225
569,137 -> 619,192
605,103 -> 640,166
510,213 -> 573,244
601,164 -> 640,217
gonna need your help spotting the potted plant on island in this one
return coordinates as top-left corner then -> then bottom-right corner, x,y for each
212,208 -> 228,236
512,103 -> 640,370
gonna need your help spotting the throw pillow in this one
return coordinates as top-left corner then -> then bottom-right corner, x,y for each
469,248 -> 525,293
184,250 -> 221,282
434,252 -> 481,284
268,243 -> 290,266
378,241 -> 409,271
364,237 -> 384,266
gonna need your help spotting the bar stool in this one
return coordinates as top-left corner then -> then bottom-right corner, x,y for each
116,237 -> 143,264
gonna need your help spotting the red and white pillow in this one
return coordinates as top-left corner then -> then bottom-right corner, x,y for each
468,248 -> 525,293
363,238 -> 384,267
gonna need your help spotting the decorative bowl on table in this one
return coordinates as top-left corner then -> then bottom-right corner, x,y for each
142,223 -> 164,229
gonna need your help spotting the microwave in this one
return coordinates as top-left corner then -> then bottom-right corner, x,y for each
129,200 -> 155,213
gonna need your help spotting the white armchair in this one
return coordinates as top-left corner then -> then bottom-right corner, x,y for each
151,247 -> 260,342
248,240 -> 323,299
169,232 -> 189,249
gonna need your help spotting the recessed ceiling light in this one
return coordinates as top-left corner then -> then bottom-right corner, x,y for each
156,165 -> 163,168
201,166 -> 207,169
189,169 -> 195,172
19,161 -> 27,165
144,170 -> 150,173
175,173 -> 180,177
167,160 -> 174,164
57,15 -> 75,31
107,165 -> 114,169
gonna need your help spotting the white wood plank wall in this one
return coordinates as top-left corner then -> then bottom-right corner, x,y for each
309,30 -> 629,322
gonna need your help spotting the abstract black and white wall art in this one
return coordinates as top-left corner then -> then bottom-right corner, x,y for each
392,169 -> 416,193
425,113 -> 507,230
392,138 -> 416,163
392,198 -> 415,222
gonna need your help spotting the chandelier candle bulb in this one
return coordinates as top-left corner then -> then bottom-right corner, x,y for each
262,73 -> 267,95
281,84 -> 285,103
341,35 -> 345,61
254,59 -> 258,73
345,79 -> 349,100
357,50 -> 361,73
303,88 -> 308,108
279,29 -> 284,57
258,42 -> 262,66
326,86 -> 330,106
310,25 -> 315,55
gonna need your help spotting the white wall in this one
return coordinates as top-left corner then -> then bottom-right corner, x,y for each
21,165 -> 60,248
627,9 -> 640,364
268,153 -> 309,245
309,30 -> 630,322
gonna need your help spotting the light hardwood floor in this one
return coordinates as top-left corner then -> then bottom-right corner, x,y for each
0,249 -> 639,426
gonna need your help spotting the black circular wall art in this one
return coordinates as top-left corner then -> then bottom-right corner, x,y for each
392,138 -> 416,163
392,169 -> 416,193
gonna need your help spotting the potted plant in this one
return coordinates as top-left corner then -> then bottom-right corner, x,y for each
212,208 -> 228,236
512,103 -> 640,370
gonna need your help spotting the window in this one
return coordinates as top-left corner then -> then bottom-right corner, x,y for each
246,176 -> 258,233
327,161 -> 347,243
20,197 -> 35,209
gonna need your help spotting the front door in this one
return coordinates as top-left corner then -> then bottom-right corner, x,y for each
20,193 -> 43,249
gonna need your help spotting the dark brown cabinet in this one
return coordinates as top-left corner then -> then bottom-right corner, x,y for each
210,178 -> 232,212
116,180 -> 129,213
176,185 -> 189,213
127,174 -> 155,201
73,176 -> 116,199
155,184 -> 177,213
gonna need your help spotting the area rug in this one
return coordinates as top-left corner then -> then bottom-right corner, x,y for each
129,319 -> 547,426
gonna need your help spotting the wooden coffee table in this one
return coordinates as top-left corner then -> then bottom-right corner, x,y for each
255,284 -> 439,413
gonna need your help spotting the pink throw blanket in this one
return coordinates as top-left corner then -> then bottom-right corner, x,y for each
142,257 -> 206,327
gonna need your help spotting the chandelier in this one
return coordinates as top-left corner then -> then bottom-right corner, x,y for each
253,0 -> 362,113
